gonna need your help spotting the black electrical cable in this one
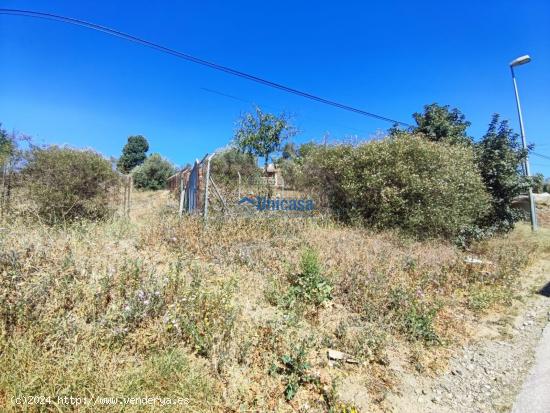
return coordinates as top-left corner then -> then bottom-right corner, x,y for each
532,152 -> 550,161
0,8 -> 412,127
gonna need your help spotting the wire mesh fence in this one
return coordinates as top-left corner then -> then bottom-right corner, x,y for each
166,152 -> 326,222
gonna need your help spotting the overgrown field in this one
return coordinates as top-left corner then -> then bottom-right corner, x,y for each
0,191 -> 547,412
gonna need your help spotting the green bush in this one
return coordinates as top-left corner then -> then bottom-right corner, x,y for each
278,157 -> 305,189
304,134 -> 491,239
287,248 -> 332,308
132,153 -> 176,190
270,248 -> 332,314
388,288 -> 440,344
21,146 -> 120,223
210,148 -> 260,185
270,339 -> 317,401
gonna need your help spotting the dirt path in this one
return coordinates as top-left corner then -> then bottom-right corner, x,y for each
387,256 -> 550,413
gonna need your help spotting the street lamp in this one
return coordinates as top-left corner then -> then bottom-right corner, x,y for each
510,54 -> 537,231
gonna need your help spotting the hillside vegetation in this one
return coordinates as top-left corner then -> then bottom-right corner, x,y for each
0,105 -> 545,411
1,191 -> 546,412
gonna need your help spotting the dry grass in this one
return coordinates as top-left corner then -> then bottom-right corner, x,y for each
0,190 -> 547,412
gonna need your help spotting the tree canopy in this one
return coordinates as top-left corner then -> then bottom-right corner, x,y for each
117,135 -> 149,173
396,103 -> 473,146
234,107 -> 296,168
476,114 -> 530,231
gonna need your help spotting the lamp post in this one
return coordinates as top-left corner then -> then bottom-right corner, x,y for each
510,54 -> 537,231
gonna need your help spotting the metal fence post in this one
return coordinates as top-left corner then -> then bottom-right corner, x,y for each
203,154 -> 214,221
178,172 -> 185,217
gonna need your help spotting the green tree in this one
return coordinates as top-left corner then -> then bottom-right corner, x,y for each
396,103 -> 473,146
0,124 -> 14,164
117,135 -> 149,173
234,107 -> 296,169
132,153 -> 176,190
476,114 -> 530,231
532,173 -> 544,193
0,125 -> 16,216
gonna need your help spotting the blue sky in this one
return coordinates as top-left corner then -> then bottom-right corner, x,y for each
1,1 -> 549,175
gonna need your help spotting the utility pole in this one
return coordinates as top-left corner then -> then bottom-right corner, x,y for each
510,55 -> 537,231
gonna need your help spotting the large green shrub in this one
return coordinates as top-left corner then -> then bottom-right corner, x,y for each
132,153 -> 176,190
305,135 -> 491,239
22,146 -> 120,223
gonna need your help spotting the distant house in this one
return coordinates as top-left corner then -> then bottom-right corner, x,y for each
264,163 -> 283,187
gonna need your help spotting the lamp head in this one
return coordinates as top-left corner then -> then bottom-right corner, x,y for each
510,55 -> 531,67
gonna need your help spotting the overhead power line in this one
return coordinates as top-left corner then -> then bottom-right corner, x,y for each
532,152 -> 550,161
0,8 -> 411,127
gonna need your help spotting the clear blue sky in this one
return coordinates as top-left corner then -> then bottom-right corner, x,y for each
1,1 -> 549,175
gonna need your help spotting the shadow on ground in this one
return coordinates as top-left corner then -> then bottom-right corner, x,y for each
538,282 -> 550,298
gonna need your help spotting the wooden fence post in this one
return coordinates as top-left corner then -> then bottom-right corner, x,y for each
237,171 -> 241,201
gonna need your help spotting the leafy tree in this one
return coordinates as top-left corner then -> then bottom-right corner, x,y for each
22,146 -> 120,223
395,103 -> 473,146
117,135 -> 149,173
476,114 -> 530,231
132,153 -> 176,190
0,125 -> 16,216
0,124 -> 14,164
532,173 -> 544,193
234,107 -> 296,169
